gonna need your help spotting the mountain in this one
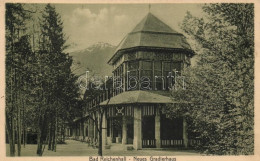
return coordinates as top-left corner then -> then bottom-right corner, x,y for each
69,42 -> 116,77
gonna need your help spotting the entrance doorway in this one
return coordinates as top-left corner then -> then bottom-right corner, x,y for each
142,116 -> 155,148
126,117 -> 133,144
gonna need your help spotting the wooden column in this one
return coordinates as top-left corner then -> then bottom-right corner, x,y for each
107,118 -> 113,144
155,107 -> 161,148
122,116 -> 128,144
111,118 -> 113,140
133,106 -> 142,150
183,117 -> 188,148
102,112 -> 107,150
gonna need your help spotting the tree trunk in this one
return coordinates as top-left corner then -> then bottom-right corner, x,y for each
37,107 -> 44,156
7,76 -> 15,156
6,112 -> 15,156
61,121 -> 65,142
17,91 -> 21,156
12,116 -> 16,155
17,108 -> 21,156
54,114 -> 57,152
36,127 -> 42,156
41,125 -> 50,156
7,16 -> 16,157
98,111 -> 103,156
25,127 -> 27,148
23,100 -> 26,148
48,123 -> 52,150
51,123 -> 55,151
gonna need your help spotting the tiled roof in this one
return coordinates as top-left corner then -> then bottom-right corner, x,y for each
131,13 -> 178,33
100,90 -> 174,105
108,13 -> 193,64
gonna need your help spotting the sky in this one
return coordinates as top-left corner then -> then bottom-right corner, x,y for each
52,3 -> 204,52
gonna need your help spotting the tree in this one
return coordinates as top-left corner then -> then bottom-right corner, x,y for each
83,78 -> 113,156
166,4 -> 254,155
5,3 -> 31,156
34,4 -> 80,156
5,3 -> 82,157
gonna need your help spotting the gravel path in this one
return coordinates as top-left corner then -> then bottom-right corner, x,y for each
6,140 -> 200,156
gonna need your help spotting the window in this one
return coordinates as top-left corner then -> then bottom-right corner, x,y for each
141,61 -> 152,70
140,61 -> 152,90
128,61 -> 138,71
120,65 -> 124,92
172,62 -> 181,72
154,61 -> 163,90
163,62 -> 172,90
125,60 -> 182,91
114,65 -> 124,94
127,61 -> 139,91
162,62 -> 182,90
172,62 -> 182,89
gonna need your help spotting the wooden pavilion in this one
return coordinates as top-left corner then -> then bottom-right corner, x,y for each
70,13 -> 198,150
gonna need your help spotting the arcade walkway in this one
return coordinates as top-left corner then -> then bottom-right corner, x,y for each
6,140 -> 200,156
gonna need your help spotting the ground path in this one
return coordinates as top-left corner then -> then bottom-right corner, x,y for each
6,140 -> 200,156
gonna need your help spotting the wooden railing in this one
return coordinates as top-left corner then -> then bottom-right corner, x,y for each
142,139 -> 200,148
142,139 -> 156,148
161,139 -> 183,147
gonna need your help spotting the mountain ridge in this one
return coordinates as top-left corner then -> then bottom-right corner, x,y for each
69,42 -> 116,77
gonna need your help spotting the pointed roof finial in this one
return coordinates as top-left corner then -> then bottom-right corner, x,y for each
149,4 -> 151,13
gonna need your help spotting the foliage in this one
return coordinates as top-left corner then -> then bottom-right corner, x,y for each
5,3 -> 32,156
5,3 -> 82,156
32,4 -> 81,155
83,78 -> 113,156
166,4 -> 254,155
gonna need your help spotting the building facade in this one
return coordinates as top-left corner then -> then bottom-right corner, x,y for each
71,13 -> 198,150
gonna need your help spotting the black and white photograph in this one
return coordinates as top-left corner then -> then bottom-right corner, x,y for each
2,0 -> 258,160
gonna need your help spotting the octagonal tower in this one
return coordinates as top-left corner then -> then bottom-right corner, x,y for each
80,12 -> 196,151
108,13 -> 193,93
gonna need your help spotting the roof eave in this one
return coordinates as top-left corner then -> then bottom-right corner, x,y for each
108,46 -> 194,65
